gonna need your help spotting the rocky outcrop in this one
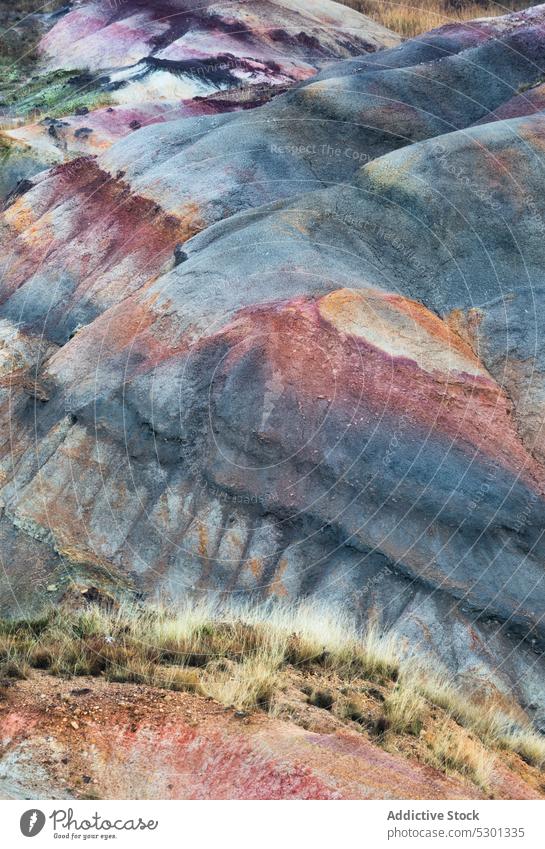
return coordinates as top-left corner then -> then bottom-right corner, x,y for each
1,0 -> 398,170
1,1 -> 545,727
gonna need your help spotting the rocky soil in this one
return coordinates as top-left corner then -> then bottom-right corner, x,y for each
1,0 -> 545,797
1,672 -> 543,800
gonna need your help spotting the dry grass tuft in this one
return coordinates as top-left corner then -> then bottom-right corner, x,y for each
0,633 -> 31,680
383,680 -> 427,735
339,1 -> 529,38
500,728 -> 545,768
202,653 -> 282,710
409,668 -> 545,769
429,722 -> 496,790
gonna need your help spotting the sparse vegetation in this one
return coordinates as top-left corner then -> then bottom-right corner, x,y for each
0,68 -> 110,123
383,679 -> 427,735
1,599 -> 544,790
340,0 -> 529,38
202,653 -> 282,710
501,727 -> 545,768
427,722 -> 496,790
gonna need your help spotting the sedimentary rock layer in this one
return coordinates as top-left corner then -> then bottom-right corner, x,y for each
1,2 -> 545,724
1,0 -> 398,172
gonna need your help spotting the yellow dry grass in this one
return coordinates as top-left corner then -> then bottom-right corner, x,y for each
339,1 -> 529,38
428,722 -> 497,790
384,679 -> 427,735
1,599 -> 544,788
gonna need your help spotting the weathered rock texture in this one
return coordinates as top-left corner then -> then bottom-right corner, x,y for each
1,675 -> 542,800
1,1 -> 545,727
1,0 -> 398,174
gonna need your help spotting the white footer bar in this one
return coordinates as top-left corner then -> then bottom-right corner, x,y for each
1,799 -> 543,849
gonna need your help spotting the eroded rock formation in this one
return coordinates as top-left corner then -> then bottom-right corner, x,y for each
1,1 -> 545,725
